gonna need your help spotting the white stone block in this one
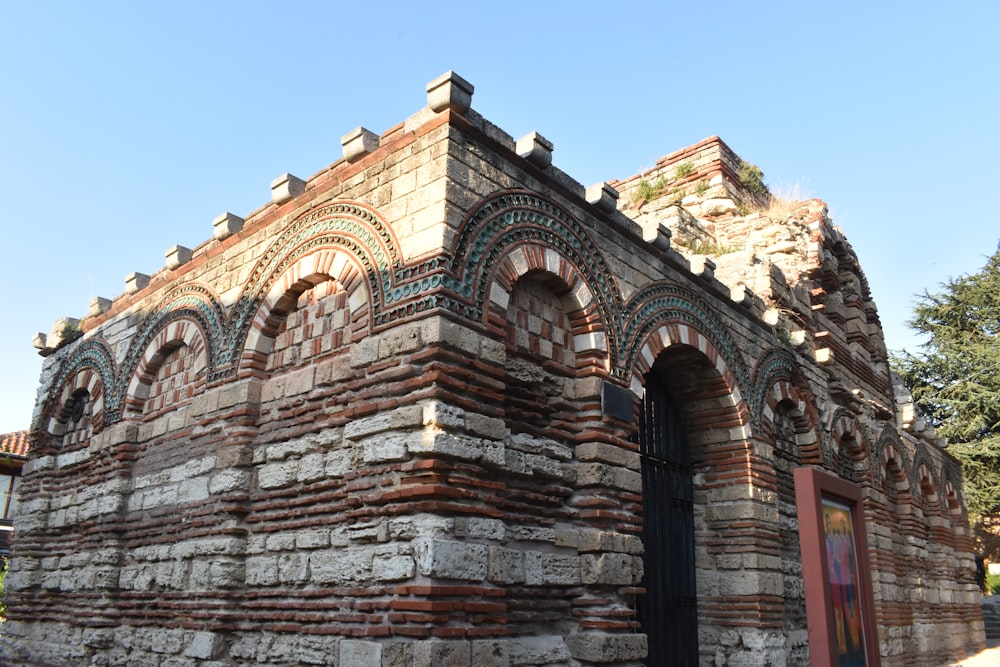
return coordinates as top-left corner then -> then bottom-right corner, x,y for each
271,173 -> 305,204
341,127 -> 379,163
125,272 -> 150,294
164,245 -> 192,270
89,296 -> 112,317
585,182 -> 619,213
341,640 -> 382,666
515,131 -> 553,168
426,71 -> 474,113
212,212 -> 244,240
415,538 -> 487,580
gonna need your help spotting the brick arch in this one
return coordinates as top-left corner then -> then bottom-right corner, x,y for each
636,341 -> 757,648
40,337 -> 116,437
943,478 -> 965,518
114,283 -> 225,409
241,248 -> 372,375
122,317 -> 210,418
830,410 -> 874,486
222,201 -> 399,380
447,190 -> 624,369
912,453 -> 943,517
874,427 -> 912,488
622,281 -> 752,399
632,330 -> 750,447
757,378 -> 823,466
48,368 -> 104,442
486,244 -> 606,371
879,440 -> 912,502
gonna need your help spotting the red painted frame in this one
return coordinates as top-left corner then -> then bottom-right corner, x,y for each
794,466 -> 881,667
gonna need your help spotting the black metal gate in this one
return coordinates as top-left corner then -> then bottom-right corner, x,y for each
637,374 -> 699,666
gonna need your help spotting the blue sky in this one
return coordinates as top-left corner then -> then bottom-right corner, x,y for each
2,1 -> 998,433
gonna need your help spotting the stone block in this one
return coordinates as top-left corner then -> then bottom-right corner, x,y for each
344,405 -> 423,440
471,640 -> 508,667
565,632 -> 647,663
585,182 -> 619,213
165,245 -> 193,270
340,639 -> 382,667
310,547 -> 373,584
296,529 -> 330,550
341,126 -> 380,163
581,552 -> 640,585
271,173 -> 305,204
125,272 -> 150,294
212,212 -> 244,240
257,460 -> 299,490
184,632 -> 222,660
89,296 -> 112,316
413,640 -> 471,667
359,433 -> 410,463
426,71 -> 474,113
509,636 -> 571,665
524,551 -> 580,586
209,468 -> 251,495
464,413 -> 506,439
515,131 -> 553,168
415,539 -> 487,580
372,553 -> 415,582
410,431 -> 504,465
422,400 -> 465,430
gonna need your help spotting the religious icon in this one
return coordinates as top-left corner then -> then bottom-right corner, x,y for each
822,498 -> 867,667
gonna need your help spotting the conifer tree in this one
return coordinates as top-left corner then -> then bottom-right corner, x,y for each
893,244 -> 1000,560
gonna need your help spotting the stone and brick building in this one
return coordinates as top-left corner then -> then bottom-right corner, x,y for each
0,72 -> 985,666
0,430 -> 29,556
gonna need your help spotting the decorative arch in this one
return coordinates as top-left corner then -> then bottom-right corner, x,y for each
241,247 -> 371,373
41,337 -> 116,436
911,449 -> 944,516
631,325 -> 750,434
622,281 -> 751,394
48,367 -> 105,440
115,283 -> 225,414
750,347 -> 823,465
445,190 -> 623,366
829,409 -> 874,485
874,426 -> 912,488
877,436 -> 913,503
634,335 -> 755,662
121,316 -> 210,417
220,201 -> 401,380
943,478 -> 965,518
486,244 -> 606,358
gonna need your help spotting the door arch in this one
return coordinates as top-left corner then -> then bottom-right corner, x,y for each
637,370 -> 697,666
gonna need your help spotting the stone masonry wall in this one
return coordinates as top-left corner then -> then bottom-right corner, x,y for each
3,72 -> 984,667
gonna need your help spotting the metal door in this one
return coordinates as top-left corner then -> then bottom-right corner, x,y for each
637,374 -> 698,665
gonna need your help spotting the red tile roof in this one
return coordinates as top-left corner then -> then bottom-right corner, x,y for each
0,430 -> 29,459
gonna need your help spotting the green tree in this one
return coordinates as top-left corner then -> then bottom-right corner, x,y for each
893,244 -> 1000,560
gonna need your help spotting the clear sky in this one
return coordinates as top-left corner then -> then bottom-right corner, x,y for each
2,1 -> 998,433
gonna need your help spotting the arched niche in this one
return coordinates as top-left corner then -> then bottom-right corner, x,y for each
242,249 -> 371,377
48,368 -> 104,446
633,333 -> 751,666
831,413 -> 874,487
122,318 -> 209,419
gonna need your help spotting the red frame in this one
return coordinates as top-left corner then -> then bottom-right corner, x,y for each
794,467 -> 881,667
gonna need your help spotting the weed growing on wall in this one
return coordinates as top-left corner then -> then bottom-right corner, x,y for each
738,160 -> 767,197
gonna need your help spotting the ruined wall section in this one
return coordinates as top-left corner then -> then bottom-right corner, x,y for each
613,138 -> 901,421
